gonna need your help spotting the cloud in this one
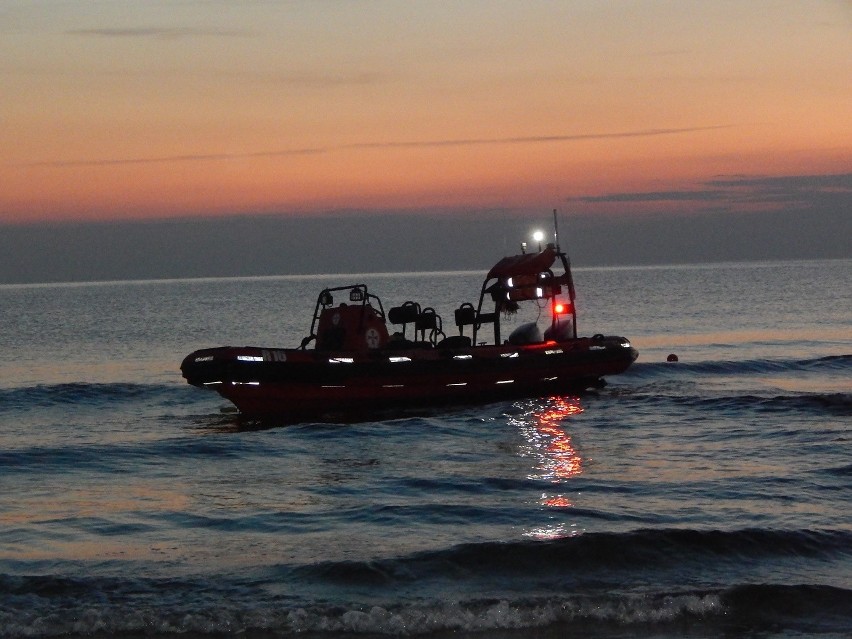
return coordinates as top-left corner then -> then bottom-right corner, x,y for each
361,126 -> 730,149
578,190 -> 728,203
28,125 -> 730,168
705,173 -> 852,191
575,172 -> 852,212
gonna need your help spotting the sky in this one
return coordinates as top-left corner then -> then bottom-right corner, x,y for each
1,1 -> 850,282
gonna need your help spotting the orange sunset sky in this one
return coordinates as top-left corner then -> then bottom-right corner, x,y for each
1,0 -> 850,226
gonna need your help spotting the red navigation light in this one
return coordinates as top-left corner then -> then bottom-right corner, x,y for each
553,302 -> 571,314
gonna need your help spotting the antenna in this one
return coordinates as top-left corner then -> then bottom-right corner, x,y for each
552,209 -> 561,252
553,207 -> 577,337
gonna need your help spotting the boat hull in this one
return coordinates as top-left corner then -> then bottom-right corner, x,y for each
181,336 -> 638,420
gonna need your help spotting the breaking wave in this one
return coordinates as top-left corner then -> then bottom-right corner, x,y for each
2,527 -> 850,639
0,582 -> 738,638
284,528 -> 851,585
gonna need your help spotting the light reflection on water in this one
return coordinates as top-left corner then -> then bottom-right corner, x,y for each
0,482 -> 191,562
511,396 -> 586,540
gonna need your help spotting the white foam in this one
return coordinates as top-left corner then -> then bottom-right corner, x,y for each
0,592 -> 728,637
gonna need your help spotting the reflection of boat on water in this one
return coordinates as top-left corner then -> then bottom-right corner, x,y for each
181,222 -> 638,421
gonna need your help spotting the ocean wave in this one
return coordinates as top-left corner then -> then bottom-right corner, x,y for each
0,433 -> 263,474
288,528 -> 852,586
0,575 -> 848,638
0,586 -> 725,638
627,353 -> 851,378
824,463 -> 852,477
606,385 -> 852,417
1,530 -> 849,637
605,354 -> 852,416
680,391 -> 851,416
0,382 -> 198,413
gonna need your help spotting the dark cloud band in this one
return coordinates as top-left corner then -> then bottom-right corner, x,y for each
29,125 -> 730,168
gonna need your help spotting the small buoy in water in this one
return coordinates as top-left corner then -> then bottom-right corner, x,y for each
666,353 -> 679,362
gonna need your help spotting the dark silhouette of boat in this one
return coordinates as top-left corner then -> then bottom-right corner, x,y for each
181,235 -> 637,420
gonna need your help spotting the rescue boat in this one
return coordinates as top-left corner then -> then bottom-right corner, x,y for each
181,238 -> 638,420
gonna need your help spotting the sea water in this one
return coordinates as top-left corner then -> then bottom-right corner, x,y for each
0,259 -> 850,638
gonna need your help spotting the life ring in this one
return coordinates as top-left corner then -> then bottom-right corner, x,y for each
365,327 -> 381,349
